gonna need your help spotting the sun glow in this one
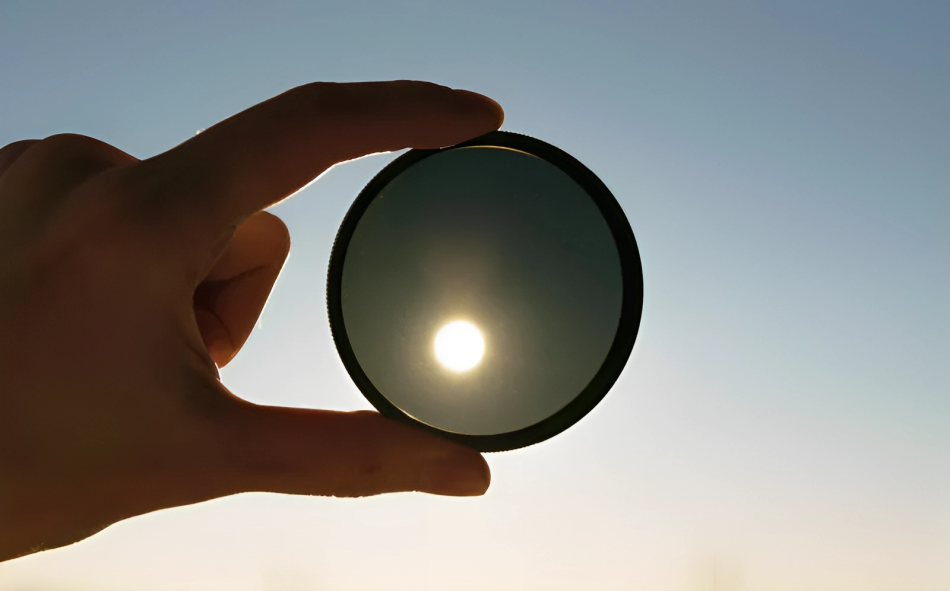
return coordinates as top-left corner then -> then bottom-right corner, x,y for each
434,321 -> 485,371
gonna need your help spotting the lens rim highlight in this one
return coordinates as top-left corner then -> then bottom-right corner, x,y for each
327,131 -> 644,452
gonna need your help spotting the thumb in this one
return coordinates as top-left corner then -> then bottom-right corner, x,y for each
208,402 -> 491,498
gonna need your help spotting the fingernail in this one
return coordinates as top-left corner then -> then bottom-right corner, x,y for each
423,453 -> 491,496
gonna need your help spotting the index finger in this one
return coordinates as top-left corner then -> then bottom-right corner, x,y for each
125,81 -> 503,236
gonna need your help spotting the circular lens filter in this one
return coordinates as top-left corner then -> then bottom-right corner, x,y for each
327,131 -> 643,451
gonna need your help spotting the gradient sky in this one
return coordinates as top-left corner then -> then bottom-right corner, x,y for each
1,2 -> 947,590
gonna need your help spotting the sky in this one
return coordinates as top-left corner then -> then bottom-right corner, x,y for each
1,1 -> 948,590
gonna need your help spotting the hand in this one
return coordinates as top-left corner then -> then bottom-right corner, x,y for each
0,81 -> 504,561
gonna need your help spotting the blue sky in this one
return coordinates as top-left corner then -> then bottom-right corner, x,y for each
1,2 -> 948,589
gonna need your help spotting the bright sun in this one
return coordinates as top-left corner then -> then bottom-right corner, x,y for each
434,320 -> 485,371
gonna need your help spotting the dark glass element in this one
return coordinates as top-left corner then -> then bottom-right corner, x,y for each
328,132 -> 642,451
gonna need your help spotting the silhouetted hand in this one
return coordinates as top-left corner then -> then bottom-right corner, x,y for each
0,81 -> 504,561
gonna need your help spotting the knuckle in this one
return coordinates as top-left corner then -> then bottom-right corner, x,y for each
32,133 -> 107,160
0,138 -> 39,159
0,139 -> 39,176
0,136 -> 132,252
24,134 -> 136,177
0,138 -> 35,151
6,134 -> 135,208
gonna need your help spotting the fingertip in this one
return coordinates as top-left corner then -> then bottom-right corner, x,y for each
0,139 -> 40,176
422,446 -> 491,497
454,89 -> 505,130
